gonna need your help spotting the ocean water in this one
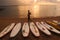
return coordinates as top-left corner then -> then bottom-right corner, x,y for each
0,5 -> 56,18
0,0 -> 58,18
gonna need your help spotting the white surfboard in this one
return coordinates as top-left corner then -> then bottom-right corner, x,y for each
41,22 -> 60,34
36,22 -> 51,35
10,23 -> 21,37
30,22 -> 40,37
53,20 -> 60,24
0,23 -> 15,38
53,20 -> 58,24
22,22 -> 29,37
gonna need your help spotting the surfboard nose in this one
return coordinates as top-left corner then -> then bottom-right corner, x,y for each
22,32 -> 29,37
34,32 -> 40,37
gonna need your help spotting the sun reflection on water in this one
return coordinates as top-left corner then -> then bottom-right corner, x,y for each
18,0 -> 56,18
33,5 -> 40,17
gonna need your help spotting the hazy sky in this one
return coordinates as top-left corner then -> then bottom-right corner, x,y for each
0,0 -> 57,6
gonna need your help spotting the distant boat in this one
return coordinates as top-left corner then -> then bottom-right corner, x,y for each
22,22 -> 29,37
41,21 -> 60,34
30,22 -> 40,37
36,22 -> 51,35
10,23 -> 21,37
0,23 -> 15,38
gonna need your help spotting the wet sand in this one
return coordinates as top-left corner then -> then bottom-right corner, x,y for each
0,17 -> 60,40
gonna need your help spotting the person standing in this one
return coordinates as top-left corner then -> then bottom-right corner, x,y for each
28,10 -> 31,22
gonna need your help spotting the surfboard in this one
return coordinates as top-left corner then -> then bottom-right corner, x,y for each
30,22 -> 40,37
0,23 -> 15,38
36,22 -> 51,35
46,21 -> 60,30
53,20 -> 58,24
22,22 -> 29,37
41,22 -> 60,34
10,23 -> 21,37
53,20 -> 60,24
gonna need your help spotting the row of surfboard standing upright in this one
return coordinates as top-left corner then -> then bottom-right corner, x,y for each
0,20 -> 60,38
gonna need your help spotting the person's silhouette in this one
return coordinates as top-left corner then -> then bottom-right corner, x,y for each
28,10 -> 31,22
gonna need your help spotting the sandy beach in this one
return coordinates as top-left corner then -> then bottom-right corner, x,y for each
0,17 -> 60,40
